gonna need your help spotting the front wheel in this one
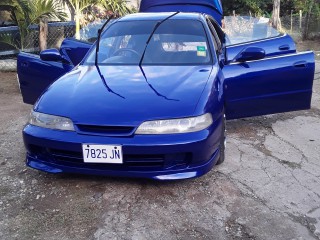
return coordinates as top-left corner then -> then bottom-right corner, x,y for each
216,112 -> 226,165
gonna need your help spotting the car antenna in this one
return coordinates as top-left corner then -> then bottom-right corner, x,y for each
94,14 -> 125,99
138,12 -> 180,102
95,14 -> 114,66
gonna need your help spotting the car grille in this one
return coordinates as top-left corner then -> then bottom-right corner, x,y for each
76,124 -> 135,136
28,145 -> 191,170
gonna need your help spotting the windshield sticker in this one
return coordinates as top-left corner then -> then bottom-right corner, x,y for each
197,46 -> 206,57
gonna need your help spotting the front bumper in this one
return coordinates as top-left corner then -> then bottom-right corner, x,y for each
23,117 -> 223,180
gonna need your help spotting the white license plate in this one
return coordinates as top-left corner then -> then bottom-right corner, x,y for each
82,144 -> 123,164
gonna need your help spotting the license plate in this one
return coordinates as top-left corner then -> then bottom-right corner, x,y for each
82,144 -> 123,164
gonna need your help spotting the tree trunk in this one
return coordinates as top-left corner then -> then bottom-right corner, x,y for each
75,1 -> 80,40
271,0 -> 281,30
39,17 -> 48,51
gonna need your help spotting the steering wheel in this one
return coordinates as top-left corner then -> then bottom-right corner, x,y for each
112,48 -> 140,58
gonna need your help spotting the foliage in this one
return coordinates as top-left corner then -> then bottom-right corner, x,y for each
222,0 -> 320,17
0,0 -> 67,49
58,0 -> 103,39
60,0 -> 133,39
103,0 -> 133,16
0,0 -> 31,49
222,0 -> 273,16
297,0 -> 320,39
29,0 -> 67,24
294,0 -> 320,16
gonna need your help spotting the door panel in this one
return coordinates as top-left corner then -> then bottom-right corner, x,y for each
60,38 -> 92,66
223,51 -> 315,120
226,34 -> 296,63
17,38 -> 92,105
17,52 -> 73,104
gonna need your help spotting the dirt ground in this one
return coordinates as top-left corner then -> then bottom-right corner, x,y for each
0,61 -> 319,240
296,39 -> 320,60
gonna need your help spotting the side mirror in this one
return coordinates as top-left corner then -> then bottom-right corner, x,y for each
40,49 -> 64,62
234,47 -> 266,62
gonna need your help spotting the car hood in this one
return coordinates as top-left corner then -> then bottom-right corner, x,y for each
36,65 -> 213,126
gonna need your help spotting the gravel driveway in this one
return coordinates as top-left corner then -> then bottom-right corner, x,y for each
0,61 -> 319,240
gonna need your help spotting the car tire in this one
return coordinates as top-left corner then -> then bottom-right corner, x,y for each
216,112 -> 226,165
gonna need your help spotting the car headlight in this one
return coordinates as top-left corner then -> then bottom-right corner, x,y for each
135,113 -> 213,134
29,111 -> 75,131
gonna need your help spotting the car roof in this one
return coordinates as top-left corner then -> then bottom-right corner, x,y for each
117,12 -> 205,22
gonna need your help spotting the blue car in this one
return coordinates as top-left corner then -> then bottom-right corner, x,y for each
17,1 -> 315,180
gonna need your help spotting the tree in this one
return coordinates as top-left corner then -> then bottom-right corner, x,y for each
294,0 -> 320,39
29,0 -> 67,50
60,0 -> 132,39
103,0 -> 133,17
222,0 -> 273,16
0,0 -> 31,49
0,0 -> 66,50
271,0 -> 281,30
59,0 -> 101,39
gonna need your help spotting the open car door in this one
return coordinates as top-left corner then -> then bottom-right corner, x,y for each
205,15 -> 315,120
226,34 -> 297,62
17,38 -> 91,105
223,47 -> 315,120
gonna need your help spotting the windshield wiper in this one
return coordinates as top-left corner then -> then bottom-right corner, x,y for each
139,12 -> 179,66
95,15 -> 114,66
94,15 -> 125,99
138,12 -> 180,102
95,66 -> 125,99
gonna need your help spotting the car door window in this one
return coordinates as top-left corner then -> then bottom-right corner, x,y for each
224,16 -> 281,45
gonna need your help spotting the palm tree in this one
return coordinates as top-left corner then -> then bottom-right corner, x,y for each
103,0 -> 133,17
60,0 -> 133,39
0,0 -> 66,50
0,0 -> 31,49
59,0 -> 102,39
29,0 -> 67,50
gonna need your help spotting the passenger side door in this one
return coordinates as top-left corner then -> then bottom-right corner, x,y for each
226,34 -> 296,63
223,50 -> 314,119
206,16 -> 315,120
17,38 -> 92,105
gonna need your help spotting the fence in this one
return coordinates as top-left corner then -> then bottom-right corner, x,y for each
281,13 -> 320,40
0,22 -> 75,71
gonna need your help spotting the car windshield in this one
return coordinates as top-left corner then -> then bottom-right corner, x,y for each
84,19 -> 212,65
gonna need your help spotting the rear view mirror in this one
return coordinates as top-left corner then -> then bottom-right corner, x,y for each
234,47 -> 266,62
40,49 -> 64,62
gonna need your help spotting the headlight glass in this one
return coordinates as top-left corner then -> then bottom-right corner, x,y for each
29,111 -> 75,131
135,113 -> 213,134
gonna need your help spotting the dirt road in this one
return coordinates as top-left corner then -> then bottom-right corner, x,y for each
0,63 -> 319,239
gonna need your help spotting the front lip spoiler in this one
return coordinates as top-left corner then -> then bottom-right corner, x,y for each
26,149 -> 220,180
